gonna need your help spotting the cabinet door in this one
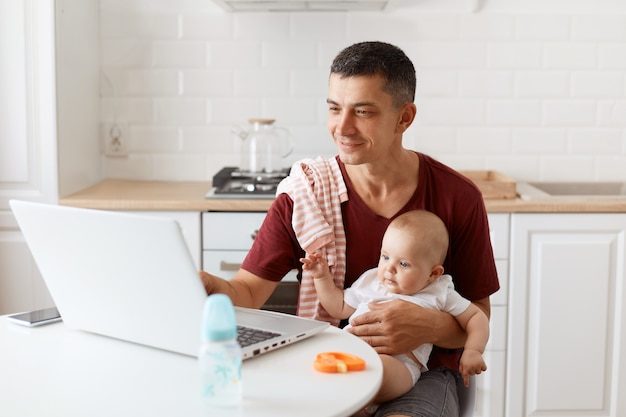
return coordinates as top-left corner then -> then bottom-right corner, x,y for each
474,214 -> 509,417
0,1 -> 58,315
203,212 -> 266,250
508,214 -> 626,417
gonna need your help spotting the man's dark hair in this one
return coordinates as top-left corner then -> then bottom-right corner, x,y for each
330,41 -> 416,108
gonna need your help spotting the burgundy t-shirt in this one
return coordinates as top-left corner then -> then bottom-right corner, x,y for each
242,152 -> 500,371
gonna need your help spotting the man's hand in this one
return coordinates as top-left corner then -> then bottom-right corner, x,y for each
198,270 -> 218,295
346,299 -> 461,355
197,269 -> 279,309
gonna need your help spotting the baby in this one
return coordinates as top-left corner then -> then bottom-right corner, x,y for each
301,210 -> 489,411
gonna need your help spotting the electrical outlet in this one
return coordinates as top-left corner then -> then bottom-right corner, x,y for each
101,123 -> 129,157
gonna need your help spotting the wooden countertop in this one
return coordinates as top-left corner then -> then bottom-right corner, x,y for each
59,179 -> 626,213
59,180 -> 273,212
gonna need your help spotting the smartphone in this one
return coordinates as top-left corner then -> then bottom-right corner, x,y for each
7,306 -> 62,327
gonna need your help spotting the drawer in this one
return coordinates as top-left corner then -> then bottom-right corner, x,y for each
203,212 -> 266,250
203,250 -> 247,280
203,250 -> 298,282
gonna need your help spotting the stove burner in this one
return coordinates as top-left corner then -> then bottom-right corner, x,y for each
207,166 -> 290,198
231,170 -> 288,181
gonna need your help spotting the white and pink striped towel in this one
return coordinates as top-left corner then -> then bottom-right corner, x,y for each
276,156 -> 348,326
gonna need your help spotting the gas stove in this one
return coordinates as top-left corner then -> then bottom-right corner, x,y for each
205,167 -> 290,199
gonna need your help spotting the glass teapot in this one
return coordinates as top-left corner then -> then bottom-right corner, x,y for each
233,119 -> 294,174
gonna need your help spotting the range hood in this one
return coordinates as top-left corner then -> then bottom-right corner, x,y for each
212,0 -> 389,12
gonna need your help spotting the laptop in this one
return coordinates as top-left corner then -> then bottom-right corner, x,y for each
9,200 -> 328,359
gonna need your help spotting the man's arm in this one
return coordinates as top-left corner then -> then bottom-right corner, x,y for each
472,297 -> 491,318
199,269 -> 278,309
346,296 -> 491,355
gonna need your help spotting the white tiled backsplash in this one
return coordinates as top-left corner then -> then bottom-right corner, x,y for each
99,0 -> 626,182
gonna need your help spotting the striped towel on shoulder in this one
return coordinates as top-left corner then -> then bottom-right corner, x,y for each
276,156 -> 348,326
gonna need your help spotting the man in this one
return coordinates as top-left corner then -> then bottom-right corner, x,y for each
200,41 -> 499,417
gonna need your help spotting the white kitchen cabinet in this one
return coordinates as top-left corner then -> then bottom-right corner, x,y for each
507,213 -> 626,417
202,211 -> 299,314
0,0 -> 99,315
202,211 -> 298,282
202,211 -> 266,279
473,213 -> 509,417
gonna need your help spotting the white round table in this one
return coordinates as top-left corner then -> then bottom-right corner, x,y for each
1,318 -> 382,417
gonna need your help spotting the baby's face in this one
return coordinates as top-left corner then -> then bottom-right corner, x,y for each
377,227 -> 437,295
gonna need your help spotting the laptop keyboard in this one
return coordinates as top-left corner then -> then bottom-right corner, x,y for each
237,325 -> 281,348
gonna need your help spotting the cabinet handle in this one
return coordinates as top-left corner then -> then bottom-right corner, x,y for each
251,229 -> 259,240
220,261 -> 241,271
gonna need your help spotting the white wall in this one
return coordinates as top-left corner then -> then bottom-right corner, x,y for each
99,0 -> 626,182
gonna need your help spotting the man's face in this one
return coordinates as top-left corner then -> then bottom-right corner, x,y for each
326,74 -> 405,166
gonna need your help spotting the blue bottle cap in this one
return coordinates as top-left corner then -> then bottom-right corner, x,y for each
201,294 -> 237,341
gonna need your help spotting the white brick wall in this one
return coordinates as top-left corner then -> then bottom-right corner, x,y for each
99,0 -> 626,182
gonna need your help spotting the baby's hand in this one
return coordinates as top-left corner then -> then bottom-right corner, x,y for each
299,253 -> 330,278
458,349 -> 487,387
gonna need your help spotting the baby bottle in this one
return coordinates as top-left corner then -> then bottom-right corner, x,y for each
199,294 -> 242,406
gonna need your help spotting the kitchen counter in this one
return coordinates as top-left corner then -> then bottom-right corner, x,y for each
59,180 -> 273,212
59,179 -> 626,213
